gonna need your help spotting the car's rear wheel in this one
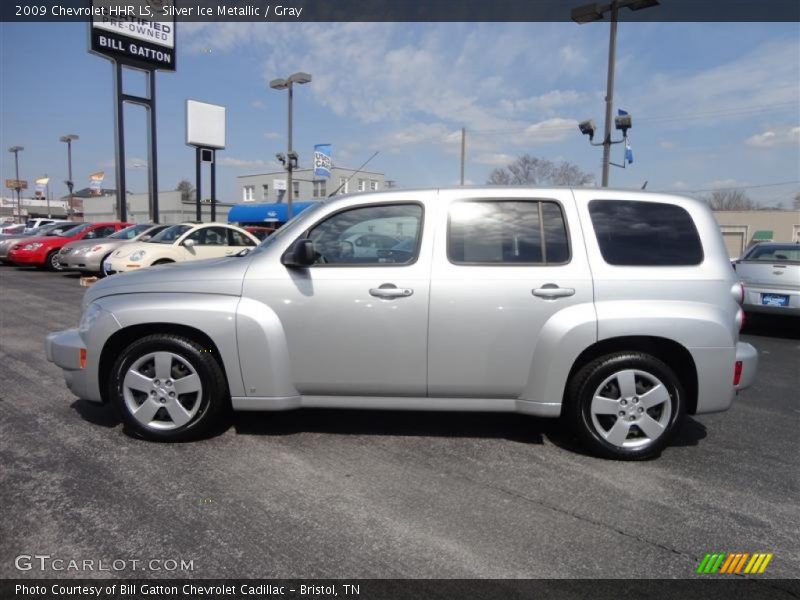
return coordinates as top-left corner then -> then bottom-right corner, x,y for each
45,250 -> 63,271
110,334 -> 228,441
564,352 -> 685,460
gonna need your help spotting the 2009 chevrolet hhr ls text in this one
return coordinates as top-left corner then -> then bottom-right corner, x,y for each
47,187 -> 757,459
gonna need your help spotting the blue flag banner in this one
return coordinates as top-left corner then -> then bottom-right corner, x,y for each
314,144 -> 333,178
618,108 -> 629,116
625,138 -> 634,164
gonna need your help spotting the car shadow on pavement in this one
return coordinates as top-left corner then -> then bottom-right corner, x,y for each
71,399 -> 121,428
233,409 -> 544,445
741,313 -> 800,340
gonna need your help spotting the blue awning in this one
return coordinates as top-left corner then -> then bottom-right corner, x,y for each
228,201 -> 317,224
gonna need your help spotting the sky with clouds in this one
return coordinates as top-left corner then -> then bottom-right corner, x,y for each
1,21 -> 798,206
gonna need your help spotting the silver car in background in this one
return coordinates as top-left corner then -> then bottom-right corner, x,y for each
733,242 -> 800,317
57,223 -> 170,275
0,221 -> 75,263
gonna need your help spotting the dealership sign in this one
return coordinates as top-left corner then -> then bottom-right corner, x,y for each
89,0 -> 176,71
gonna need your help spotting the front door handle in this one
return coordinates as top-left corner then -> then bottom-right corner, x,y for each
369,284 -> 413,299
532,284 -> 575,299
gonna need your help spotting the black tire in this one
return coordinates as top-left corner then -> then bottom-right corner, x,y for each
45,249 -> 63,271
97,253 -> 113,278
564,352 -> 685,460
109,334 -> 228,442
152,259 -> 175,266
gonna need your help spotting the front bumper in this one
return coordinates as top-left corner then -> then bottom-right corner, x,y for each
735,341 -> 758,391
8,249 -> 46,266
59,252 -> 103,272
46,329 -> 102,403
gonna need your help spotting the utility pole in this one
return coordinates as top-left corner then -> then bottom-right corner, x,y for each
8,146 -> 24,223
60,134 -> 79,218
460,127 -> 466,186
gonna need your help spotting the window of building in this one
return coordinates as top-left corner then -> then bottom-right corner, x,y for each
358,179 -> 366,192
313,180 -> 327,198
370,180 -> 379,191
588,200 -> 703,266
262,184 -> 269,201
306,203 -> 423,265
243,186 -> 255,202
338,177 -> 348,194
293,181 -> 300,198
448,200 -> 570,265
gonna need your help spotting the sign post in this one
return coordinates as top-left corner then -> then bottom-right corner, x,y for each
186,100 -> 226,222
89,0 -> 176,223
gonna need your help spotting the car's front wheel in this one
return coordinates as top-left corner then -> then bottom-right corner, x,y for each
45,250 -> 63,271
110,334 -> 228,441
564,352 -> 685,460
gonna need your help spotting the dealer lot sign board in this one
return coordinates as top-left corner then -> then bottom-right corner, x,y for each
90,0 -> 176,71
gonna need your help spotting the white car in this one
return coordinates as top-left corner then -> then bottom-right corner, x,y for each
104,222 -> 259,274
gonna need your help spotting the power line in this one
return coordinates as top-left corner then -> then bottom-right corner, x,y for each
661,180 -> 800,194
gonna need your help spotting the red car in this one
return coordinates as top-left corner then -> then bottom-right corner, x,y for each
8,221 -> 132,271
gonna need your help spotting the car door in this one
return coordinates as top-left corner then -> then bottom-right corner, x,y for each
427,190 -> 593,398
179,226 -> 232,261
265,199 -> 432,396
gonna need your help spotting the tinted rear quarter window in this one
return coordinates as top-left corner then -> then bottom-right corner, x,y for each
589,200 -> 703,266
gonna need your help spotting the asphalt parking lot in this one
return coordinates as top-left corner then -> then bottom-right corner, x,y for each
1,266 -> 798,582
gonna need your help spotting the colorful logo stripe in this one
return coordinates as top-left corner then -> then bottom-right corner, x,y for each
696,552 -> 773,574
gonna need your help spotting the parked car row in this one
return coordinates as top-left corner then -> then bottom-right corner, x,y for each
1,220 -> 262,276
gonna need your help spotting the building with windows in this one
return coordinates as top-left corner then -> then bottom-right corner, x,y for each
238,167 -> 385,204
81,191 -> 236,224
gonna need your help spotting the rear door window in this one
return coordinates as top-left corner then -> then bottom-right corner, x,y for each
589,200 -> 703,266
448,200 -> 570,265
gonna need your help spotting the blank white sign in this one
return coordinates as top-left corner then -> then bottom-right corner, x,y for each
186,100 -> 226,149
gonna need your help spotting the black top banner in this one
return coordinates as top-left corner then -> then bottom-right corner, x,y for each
3,0 -> 800,22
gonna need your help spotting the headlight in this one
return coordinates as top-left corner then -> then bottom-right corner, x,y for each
79,302 -> 102,334
130,250 -> 146,261
89,245 -> 103,253
23,242 -> 43,250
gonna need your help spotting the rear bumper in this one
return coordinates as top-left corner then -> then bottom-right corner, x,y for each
735,341 -> 758,391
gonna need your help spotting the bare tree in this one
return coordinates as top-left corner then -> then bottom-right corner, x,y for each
703,189 -> 756,211
176,179 -> 195,202
487,154 -> 594,186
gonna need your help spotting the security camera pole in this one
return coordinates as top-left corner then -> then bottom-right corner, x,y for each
270,72 -> 312,220
572,0 -> 659,186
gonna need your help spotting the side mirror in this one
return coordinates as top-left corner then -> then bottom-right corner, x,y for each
183,238 -> 195,249
282,238 -> 316,267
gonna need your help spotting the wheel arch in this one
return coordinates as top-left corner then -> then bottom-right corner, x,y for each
565,336 -> 699,415
99,323 -> 228,405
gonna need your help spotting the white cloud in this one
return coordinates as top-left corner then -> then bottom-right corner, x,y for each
671,180 -> 688,189
99,158 -> 147,169
745,126 -> 800,148
474,153 -> 516,166
499,90 -> 585,116
251,100 -> 267,110
263,131 -> 281,140
659,140 -> 677,150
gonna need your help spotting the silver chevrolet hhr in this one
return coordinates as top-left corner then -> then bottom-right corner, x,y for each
46,188 -> 758,460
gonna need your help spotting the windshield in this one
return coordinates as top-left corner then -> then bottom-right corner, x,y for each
249,201 -> 328,256
743,244 -> 800,263
149,224 -> 192,243
109,224 -> 153,240
46,223 -> 83,236
57,223 -> 92,237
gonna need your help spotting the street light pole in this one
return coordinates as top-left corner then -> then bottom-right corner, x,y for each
571,0 -> 659,187
8,146 -> 23,223
270,72 -> 312,221
60,134 -> 79,219
601,1 -> 619,187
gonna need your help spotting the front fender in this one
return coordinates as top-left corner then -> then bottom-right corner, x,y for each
97,293 -> 246,397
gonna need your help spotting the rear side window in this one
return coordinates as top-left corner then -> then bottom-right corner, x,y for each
589,200 -> 703,266
448,200 -> 570,265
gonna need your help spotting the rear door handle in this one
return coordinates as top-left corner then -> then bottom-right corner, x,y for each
532,284 -> 575,299
369,284 -> 413,299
